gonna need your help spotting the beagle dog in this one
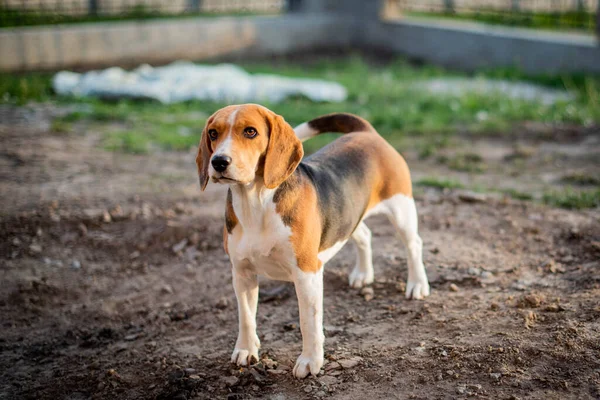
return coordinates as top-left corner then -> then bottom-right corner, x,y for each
196,104 -> 430,379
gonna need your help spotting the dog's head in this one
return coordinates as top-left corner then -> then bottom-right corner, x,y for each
196,104 -> 303,191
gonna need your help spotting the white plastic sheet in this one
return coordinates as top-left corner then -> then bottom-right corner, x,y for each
52,61 -> 348,104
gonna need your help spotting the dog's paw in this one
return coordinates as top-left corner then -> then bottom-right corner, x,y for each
349,267 -> 374,289
405,278 -> 430,300
231,348 -> 259,366
293,353 -> 324,379
231,335 -> 260,366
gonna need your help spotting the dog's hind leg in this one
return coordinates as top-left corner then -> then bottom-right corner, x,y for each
349,222 -> 374,289
384,194 -> 430,300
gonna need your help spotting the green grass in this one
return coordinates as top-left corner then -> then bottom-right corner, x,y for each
443,152 -> 487,173
417,177 -> 600,209
501,188 -> 534,201
2,56 -> 600,156
560,172 -> 600,186
0,5 -> 277,28
103,124 -> 201,154
406,10 -> 596,32
543,189 -> 600,209
416,177 -> 465,190
417,134 -> 451,159
0,72 -> 54,104
50,119 -> 71,134
104,131 -> 149,154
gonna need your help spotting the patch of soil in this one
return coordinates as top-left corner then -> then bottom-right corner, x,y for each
1,104 -> 599,399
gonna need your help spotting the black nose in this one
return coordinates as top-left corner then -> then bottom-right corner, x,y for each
211,155 -> 231,172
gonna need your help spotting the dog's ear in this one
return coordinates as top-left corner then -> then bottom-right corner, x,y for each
196,116 -> 214,191
263,113 -> 304,189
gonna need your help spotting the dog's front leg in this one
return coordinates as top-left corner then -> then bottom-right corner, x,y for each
292,268 -> 324,378
230,264 -> 260,366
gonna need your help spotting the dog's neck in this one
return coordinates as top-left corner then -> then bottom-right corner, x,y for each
230,179 -> 276,230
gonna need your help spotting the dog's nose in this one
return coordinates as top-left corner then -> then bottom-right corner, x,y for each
211,155 -> 231,173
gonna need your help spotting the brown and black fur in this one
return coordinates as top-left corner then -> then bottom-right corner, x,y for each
272,113 -> 413,270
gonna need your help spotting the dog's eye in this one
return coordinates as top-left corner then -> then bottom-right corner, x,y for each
208,129 -> 218,141
243,127 -> 258,139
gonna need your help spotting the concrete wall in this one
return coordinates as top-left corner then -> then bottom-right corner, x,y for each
0,14 -> 353,71
1,1 -> 599,74
297,0 -> 383,18
363,16 -> 600,74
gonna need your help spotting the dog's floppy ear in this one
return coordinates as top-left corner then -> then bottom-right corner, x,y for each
263,113 -> 304,189
196,116 -> 214,191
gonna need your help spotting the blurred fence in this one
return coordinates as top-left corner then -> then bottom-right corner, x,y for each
2,0 -> 599,73
386,0 -> 598,31
2,0 -> 597,31
0,0 -> 285,26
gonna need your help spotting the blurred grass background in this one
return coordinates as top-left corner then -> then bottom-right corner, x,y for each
2,56 -> 600,154
1,55 -> 599,208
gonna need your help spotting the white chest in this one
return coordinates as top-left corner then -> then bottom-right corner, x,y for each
227,188 -> 297,282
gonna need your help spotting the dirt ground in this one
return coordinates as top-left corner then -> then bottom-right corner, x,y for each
1,104 -> 599,400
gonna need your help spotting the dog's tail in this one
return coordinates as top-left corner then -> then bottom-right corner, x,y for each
293,113 -> 376,142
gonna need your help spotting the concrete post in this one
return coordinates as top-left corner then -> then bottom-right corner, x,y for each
89,0 -> 98,16
293,0 -> 325,13
187,0 -> 202,13
326,0 -> 383,19
286,0 -> 304,13
597,1 -> 600,40
292,0 -> 383,19
444,0 -> 455,14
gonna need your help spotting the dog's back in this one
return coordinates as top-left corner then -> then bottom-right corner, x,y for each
295,112 -> 413,212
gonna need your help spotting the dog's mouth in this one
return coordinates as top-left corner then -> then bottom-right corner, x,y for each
212,175 -> 241,184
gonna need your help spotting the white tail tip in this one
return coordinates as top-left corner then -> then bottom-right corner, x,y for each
293,122 -> 318,142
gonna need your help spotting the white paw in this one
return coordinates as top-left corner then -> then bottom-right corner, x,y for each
231,335 -> 260,366
293,352 -> 324,379
405,277 -> 430,300
349,267 -> 374,289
